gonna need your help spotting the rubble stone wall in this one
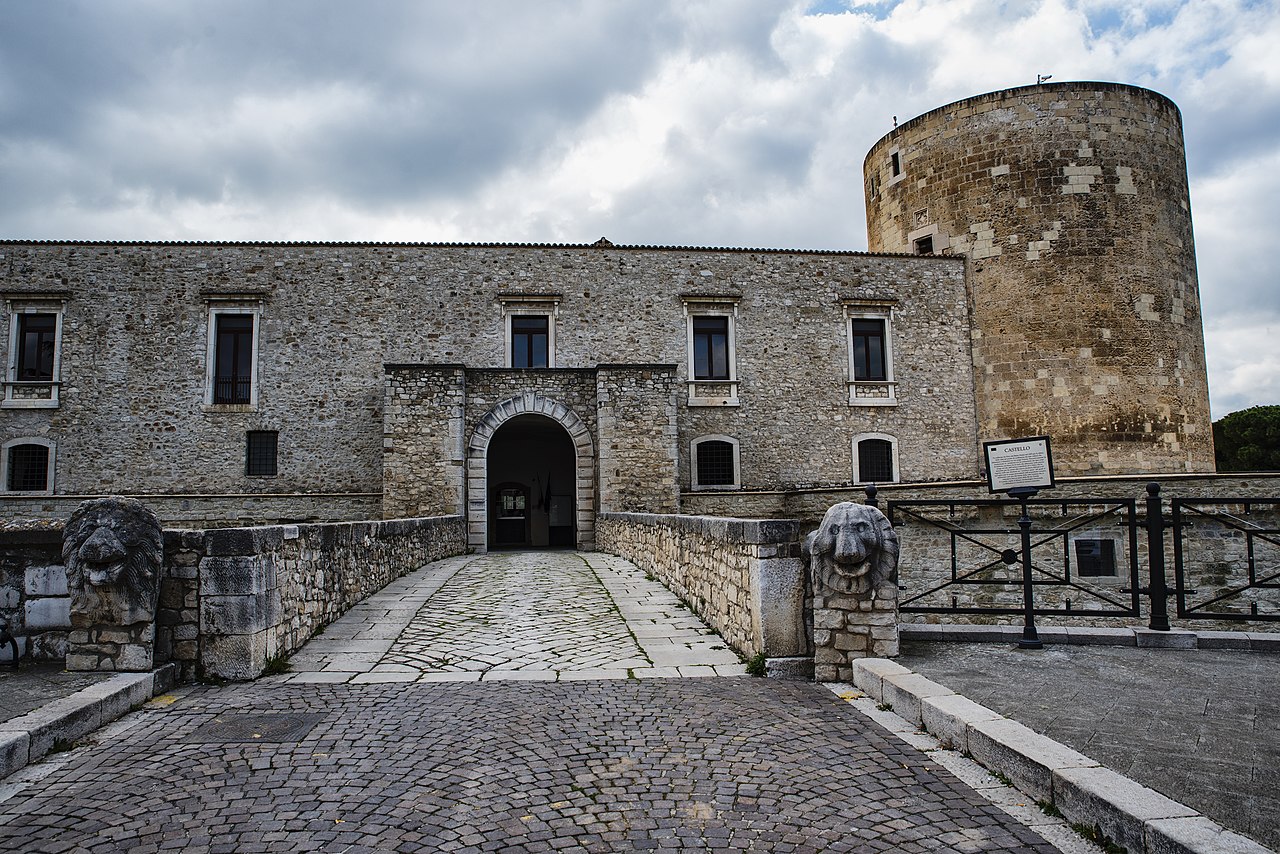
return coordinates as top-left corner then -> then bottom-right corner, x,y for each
1,242 -> 978,526
597,512 -> 805,660
0,524 -> 66,662
161,514 -> 466,681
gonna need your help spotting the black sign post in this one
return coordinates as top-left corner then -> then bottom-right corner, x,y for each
984,437 -> 1056,650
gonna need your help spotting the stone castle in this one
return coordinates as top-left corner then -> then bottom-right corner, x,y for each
1,81 -> 1215,548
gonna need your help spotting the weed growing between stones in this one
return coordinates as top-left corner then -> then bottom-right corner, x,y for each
263,654 -> 292,676
1071,822 -> 1125,853
876,702 -> 893,712
745,653 -> 766,677
1036,800 -> 1062,818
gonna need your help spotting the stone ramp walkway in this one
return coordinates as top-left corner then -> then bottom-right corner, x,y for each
0,678 -> 1066,853
274,551 -> 744,684
898,641 -> 1280,850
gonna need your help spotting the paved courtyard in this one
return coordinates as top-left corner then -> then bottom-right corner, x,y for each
0,678 -> 1069,853
899,640 -> 1280,850
0,551 -> 1100,852
275,551 -> 745,684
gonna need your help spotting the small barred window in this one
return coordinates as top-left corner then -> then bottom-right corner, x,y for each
857,439 -> 894,483
6,443 -> 49,491
695,440 -> 736,487
246,431 -> 278,477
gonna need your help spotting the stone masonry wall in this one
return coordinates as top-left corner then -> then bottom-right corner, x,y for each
0,523 -> 67,662
597,512 -> 805,660
160,514 -> 466,681
596,366 -> 680,513
0,493 -> 382,530
1,242 -> 978,525
865,82 -> 1213,475
382,365 -> 467,519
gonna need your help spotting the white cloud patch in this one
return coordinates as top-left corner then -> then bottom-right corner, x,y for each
1205,316 -> 1280,418
0,0 -> 1278,414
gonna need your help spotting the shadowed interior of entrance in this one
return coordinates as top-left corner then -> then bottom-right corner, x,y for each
488,414 -> 576,549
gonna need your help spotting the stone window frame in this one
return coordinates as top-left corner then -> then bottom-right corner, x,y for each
690,434 -> 741,491
203,297 -> 263,411
907,222 -> 949,256
3,294 -> 67,410
499,294 -> 560,369
682,295 -> 740,407
886,145 -> 906,189
843,299 -> 898,407
852,432 -> 899,484
1,436 -> 55,494
1070,534 -> 1124,583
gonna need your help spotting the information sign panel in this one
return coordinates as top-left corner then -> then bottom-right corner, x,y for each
984,436 -> 1055,494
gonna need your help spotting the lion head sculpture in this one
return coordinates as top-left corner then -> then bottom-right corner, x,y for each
63,497 -> 163,626
804,502 -> 899,596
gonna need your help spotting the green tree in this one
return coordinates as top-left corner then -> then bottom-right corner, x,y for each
1213,405 -> 1280,471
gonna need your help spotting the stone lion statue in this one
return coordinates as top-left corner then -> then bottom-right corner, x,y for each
64,497 -> 163,626
804,502 -> 899,596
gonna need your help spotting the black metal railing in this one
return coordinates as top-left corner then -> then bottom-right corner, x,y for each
1172,498 -> 1280,622
880,482 -> 1280,629
889,497 -> 1141,619
213,376 -> 252,405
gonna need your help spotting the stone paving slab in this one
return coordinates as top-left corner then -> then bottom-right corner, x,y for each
275,551 -> 745,684
896,642 -> 1280,851
0,678 -> 1066,853
0,664 -> 178,780
0,664 -> 111,726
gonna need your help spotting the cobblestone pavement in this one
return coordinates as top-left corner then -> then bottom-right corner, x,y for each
0,678 -> 1069,853
0,663 -> 109,725
275,552 -> 744,684
898,641 -> 1280,849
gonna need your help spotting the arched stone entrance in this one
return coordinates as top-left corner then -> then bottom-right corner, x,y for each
466,394 -> 595,552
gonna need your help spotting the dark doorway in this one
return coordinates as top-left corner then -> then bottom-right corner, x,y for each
488,414 -> 576,549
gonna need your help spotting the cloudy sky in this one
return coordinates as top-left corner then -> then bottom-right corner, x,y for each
1,0 -> 1276,417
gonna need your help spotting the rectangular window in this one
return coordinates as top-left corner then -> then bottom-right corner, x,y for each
890,151 -> 901,177
246,430 -> 278,477
851,319 -> 887,381
6,443 -> 50,491
1075,539 -> 1117,577
5,445 -> 52,491
5,301 -> 63,408
511,315 -> 549,368
16,313 -> 56,381
914,234 -> 934,256
692,436 -> 740,490
213,313 -> 255,404
857,438 -> 895,483
692,316 -> 730,380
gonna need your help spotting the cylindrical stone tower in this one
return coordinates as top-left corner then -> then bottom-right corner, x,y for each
864,81 -> 1215,475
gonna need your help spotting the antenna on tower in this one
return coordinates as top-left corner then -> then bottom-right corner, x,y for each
1037,74 -> 1053,85
892,115 -> 898,128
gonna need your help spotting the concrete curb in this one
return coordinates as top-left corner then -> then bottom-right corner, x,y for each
850,658 -> 1275,854
0,663 -> 178,780
900,624 -> 1280,651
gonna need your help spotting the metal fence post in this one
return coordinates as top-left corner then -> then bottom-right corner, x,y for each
1145,482 -> 1172,631
1009,487 -> 1043,649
